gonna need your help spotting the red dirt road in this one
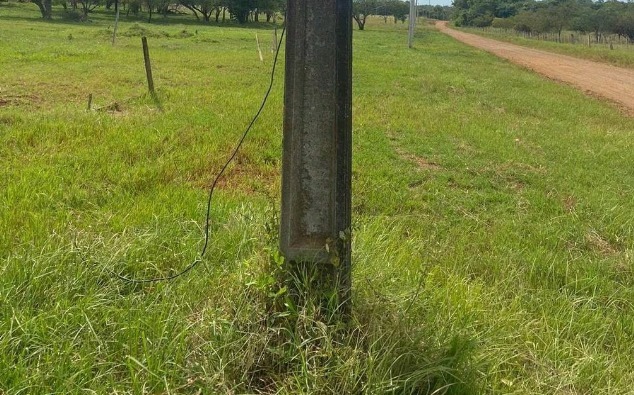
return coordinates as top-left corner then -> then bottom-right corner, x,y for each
436,21 -> 634,115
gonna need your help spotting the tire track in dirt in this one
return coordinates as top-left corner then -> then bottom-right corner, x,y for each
436,21 -> 634,116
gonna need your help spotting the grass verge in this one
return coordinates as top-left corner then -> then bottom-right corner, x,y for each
457,25 -> 634,69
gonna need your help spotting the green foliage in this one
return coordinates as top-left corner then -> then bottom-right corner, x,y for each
19,0 -> 285,23
61,8 -> 83,20
462,24 -> 634,69
419,5 -> 454,21
453,0 -> 508,27
615,12 -> 634,41
353,0 -> 378,30
354,0 -> 430,30
227,0 -> 251,23
491,17 -> 514,30
454,0 -> 634,40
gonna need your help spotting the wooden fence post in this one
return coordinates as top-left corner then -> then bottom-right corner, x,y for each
141,37 -> 155,96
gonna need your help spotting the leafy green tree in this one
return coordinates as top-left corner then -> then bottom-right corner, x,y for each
614,5 -> 634,42
453,0 -> 497,27
419,4 -> 453,21
453,0 -> 526,27
542,0 -> 580,42
258,0 -> 284,22
392,0 -> 408,23
491,16 -> 514,29
353,0 -> 377,30
509,9 -> 545,34
570,1 -> 619,42
227,0 -> 252,23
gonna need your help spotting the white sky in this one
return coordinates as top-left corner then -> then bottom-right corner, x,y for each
415,0 -> 454,7
426,0 -> 454,6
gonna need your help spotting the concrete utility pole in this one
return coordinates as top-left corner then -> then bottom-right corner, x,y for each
280,0 -> 353,313
408,0 -> 416,48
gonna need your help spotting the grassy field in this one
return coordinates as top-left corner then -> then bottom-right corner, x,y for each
1,4 -> 634,394
458,25 -> 634,70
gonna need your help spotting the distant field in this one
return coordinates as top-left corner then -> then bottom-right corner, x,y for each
1,4 -> 634,394
458,25 -> 634,69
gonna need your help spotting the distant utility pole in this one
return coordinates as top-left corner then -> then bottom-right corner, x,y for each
280,0 -> 353,315
408,0 -> 416,48
112,0 -> 120,45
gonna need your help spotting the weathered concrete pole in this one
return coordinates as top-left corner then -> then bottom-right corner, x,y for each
280,0 -> 353,312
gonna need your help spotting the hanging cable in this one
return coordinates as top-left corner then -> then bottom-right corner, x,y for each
116,26 -> 286,284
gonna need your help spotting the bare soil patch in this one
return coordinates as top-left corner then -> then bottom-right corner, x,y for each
0,94 -> 41,107
436,22 -> 634,116
395,148 -> 442,171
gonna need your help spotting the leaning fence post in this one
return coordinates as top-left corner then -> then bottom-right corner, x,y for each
141,36 -> 155,96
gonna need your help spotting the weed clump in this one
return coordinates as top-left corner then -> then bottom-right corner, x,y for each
212,254 -> 479,394
176,29 -> 194,38
122,23 -> 169,38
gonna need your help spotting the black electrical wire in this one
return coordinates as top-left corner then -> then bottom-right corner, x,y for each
116,26 -> 286,284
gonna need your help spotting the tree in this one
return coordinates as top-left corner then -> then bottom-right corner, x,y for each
392,0 -> 408,23
255,0 -> 283,22
538,0 -> 580,42
491,16 -> 514,30
76,0 -> 101,18
614,5 -> 634,42
453,0 -> 497,27
353,0 -> 377,30
453,0 -> 527,27
226,0 -> 252,23
180,0 -> 221,22
571,2 -> 619,43
32,0 -> 53,18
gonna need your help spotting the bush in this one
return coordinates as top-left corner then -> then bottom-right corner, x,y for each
122,23 -> 169,38
514,23 -> 531,33
61,9 -> 83,21
491,17 -> 514,30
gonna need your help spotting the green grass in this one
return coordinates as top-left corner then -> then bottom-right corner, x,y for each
457,25 -> 634,69
2,5 -> 634,394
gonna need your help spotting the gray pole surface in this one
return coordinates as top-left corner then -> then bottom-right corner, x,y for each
280,0 -> 353,310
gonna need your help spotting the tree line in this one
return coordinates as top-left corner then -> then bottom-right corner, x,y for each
353,0 -> 453,30
453,0 -> 634,43
27,0 -> 284,23
21,0 -> 455,29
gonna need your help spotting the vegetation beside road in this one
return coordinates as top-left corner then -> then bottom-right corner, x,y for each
1,4 -> 634,394
452,0 -> 634,68
456,25 -> 634,70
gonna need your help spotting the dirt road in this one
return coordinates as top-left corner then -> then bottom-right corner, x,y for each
436,21 -> 634,115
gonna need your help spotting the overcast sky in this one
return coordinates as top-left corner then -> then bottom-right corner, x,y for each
417,0 -> 454,7
428,0 -> 454,6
